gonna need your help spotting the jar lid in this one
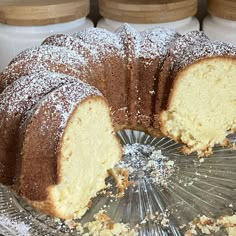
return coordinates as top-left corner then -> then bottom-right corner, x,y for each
99,0 -> 197,24
0,0 -> 90,26
208,0 -> 236,21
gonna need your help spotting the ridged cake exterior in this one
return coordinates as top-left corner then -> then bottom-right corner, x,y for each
0,72 -> 78,184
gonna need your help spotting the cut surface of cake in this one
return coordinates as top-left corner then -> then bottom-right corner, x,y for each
160,57 -> 236,156
17,82 -> 122,219
159,31 -> 236,156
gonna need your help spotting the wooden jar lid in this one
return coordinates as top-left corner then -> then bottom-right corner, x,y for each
0,0 -> 90,26
99,0 -> 197,24
208,0 -> 236,21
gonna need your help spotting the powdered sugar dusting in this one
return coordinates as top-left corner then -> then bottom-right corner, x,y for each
0,44 -> 88,92
10,45 -> 86,67
42,29 -> 127,99
0,71 -> 79,137
170,30 -> 236,73
0,215 -> 30,236
42,34 -> 88,52
139,27 -> 179,61
74,27 -> 124,52
0,71 -> 80,184
0,71 -> 77,114
116,24 -> 140,62
73,27 -> 125,60
23,81 -> 102,141
0,52 -> 85,93
117,143 -> 175,186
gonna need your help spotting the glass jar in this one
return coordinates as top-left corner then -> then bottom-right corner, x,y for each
97,0 -> 199,33
0,0 -> 93,71
203,0 -> 236,45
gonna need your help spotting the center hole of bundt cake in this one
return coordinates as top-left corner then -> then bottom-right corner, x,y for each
118,142 -> 175,185
49,97 -> 121,219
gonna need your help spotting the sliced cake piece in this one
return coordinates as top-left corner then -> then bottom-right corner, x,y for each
17,82 -> 122,219
159,31 -> 236,156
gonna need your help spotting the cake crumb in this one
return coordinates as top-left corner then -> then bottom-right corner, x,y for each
118,143 -> 175,187
108,168 -> 129,194
63,211 -> 137,236
83,211 -> 137,236
199,158 -> 205,163
0,215 -> 30,236
182,214 -> 236,236
217,215 -> 236,235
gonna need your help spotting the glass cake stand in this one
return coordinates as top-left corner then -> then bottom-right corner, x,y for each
0,130 -> 235,236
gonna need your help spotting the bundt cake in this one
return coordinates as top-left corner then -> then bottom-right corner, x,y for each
0,24 -> 235,219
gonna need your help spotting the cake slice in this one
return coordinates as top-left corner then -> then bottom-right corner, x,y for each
17,82 -> 122,219
159,31 -> 236,156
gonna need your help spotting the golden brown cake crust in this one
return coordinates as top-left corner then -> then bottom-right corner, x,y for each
0,72 -> 78,185
74,27 -> 129,126
137,28 -> 179,128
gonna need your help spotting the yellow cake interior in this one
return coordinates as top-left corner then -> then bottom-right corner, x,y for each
34,97 -> 121,219
160,57 -> 236,156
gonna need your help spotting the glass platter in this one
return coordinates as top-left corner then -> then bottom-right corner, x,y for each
0,130 -> 235,236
